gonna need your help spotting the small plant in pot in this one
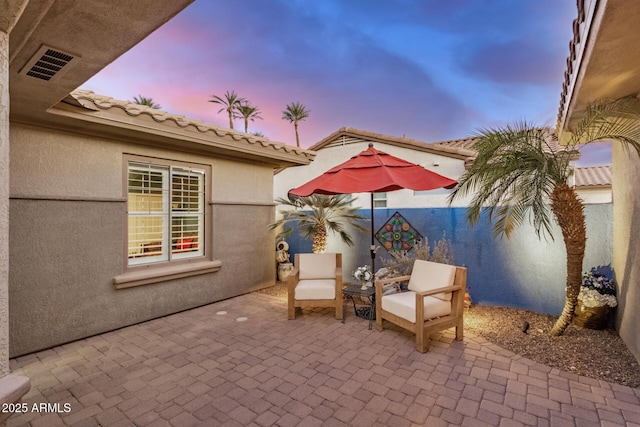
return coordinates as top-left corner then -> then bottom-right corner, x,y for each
574,265 -> 617,329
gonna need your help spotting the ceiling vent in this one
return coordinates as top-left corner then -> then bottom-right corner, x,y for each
19,45 -> 80,82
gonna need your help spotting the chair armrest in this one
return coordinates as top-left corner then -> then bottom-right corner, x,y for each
375,275 -> 411,290
287,267 -> 300,293
415,283 -> 464,324
376,276 -> 411,310
335,266 -> 342,278
415,284 -> 462,298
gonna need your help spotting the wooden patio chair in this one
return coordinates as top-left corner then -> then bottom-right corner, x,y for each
375,259 -> 467,352
288,253 -> 343,320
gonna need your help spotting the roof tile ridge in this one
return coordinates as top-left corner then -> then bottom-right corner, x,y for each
70,90 -> 316,154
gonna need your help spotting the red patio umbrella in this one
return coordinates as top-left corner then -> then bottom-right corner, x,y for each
288,143 -> 458,270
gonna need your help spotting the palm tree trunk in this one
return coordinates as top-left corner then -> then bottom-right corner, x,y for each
312,225 -> 327,254
228,108 -> 234,129
294,121 -> 300,147
244,118 -> 248,133
549,183 -> 586,336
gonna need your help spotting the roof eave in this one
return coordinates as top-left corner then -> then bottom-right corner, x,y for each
557,0 -> 640,144
42,93 -> 315,168
309,127 -> 475,161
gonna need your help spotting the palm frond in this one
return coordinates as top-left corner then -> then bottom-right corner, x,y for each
268,194 -> 368,248
448,122 -> 565,238
568,96 -> 640,158
282,102 -> 310,123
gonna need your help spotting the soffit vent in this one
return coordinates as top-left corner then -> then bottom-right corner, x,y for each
19,45 -> 80,82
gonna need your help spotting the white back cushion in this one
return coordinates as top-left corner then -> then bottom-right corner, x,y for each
408,260 -> 456,301
299,253 -> 337,280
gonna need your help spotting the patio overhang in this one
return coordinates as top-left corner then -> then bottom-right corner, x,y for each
8,0 -> 195,126
557,0 -> 640,144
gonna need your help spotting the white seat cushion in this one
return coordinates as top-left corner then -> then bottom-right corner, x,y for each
299,253 -> 337,279
408,260 -> 456,301
381,291 -> 451,324
295,279 -> 336,300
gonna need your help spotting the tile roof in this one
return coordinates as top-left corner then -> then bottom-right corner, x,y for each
434,128 -> 577,157
65,90 -> 315,163
308,127 -> 580,171
557,1 -> 585,133
309,127 -> 476,160
432,136 -> 479,151
574,165 -> 611,187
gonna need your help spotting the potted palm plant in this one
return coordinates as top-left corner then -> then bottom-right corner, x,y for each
574,266 -> 617,329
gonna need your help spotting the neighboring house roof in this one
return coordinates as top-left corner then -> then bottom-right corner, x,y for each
309,127 -> 476,161
432,136 -> 479,151
303,127 -> 580,171
434,128 -> 575,158
574,165 -> 611,188
52,90 -> 315,168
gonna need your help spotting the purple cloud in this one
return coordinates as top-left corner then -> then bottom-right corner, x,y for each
82,0 -> 583,154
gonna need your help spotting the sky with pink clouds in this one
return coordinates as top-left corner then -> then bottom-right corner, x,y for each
81,0 -> 609,166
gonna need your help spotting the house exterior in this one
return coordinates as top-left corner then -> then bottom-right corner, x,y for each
557,0 -> 640,361
275,127 -> 610,207
0,0 -> 313,410
9,90 -> 313,359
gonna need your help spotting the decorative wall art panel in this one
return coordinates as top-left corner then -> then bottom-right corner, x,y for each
375,211 -> 422,253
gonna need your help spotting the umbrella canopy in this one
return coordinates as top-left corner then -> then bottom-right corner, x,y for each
288,143 -> 458,270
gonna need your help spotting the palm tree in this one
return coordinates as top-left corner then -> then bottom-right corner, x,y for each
448,96 -> 640,336
132,95 -> 161,109
269,194 -> 368,254
235,102 -> 263,133
282,102 -> 310,147
209,90 -> 245,130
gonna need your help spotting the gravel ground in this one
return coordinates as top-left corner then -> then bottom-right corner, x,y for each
257,282 -> 640,388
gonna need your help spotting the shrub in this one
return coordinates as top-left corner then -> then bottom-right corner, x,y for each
379,232 -> 455,277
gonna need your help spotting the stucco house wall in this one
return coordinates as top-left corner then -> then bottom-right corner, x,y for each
8,122 -> 281,357
2,0 -> 198,412
612,146 -> 640,360
555,0 -> 640,363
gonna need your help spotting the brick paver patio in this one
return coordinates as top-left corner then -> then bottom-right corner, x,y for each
6,291 -> 640,426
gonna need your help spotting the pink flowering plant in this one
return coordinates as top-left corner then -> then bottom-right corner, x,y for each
578,266 -> 617,308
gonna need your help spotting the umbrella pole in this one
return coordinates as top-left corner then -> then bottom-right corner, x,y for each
370,193 -> 375,273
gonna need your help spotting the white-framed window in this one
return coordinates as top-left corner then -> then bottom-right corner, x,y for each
127,160 -> 206,266
373,192 -> 387,208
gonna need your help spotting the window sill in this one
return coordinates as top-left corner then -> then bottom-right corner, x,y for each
113,260 -> 222,289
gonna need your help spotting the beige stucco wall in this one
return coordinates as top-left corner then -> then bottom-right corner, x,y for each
0,30 -> 10,376
612,143 -> 640,362
9,123 -> 277,357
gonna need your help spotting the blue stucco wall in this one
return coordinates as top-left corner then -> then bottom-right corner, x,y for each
283,204 -> 612,315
